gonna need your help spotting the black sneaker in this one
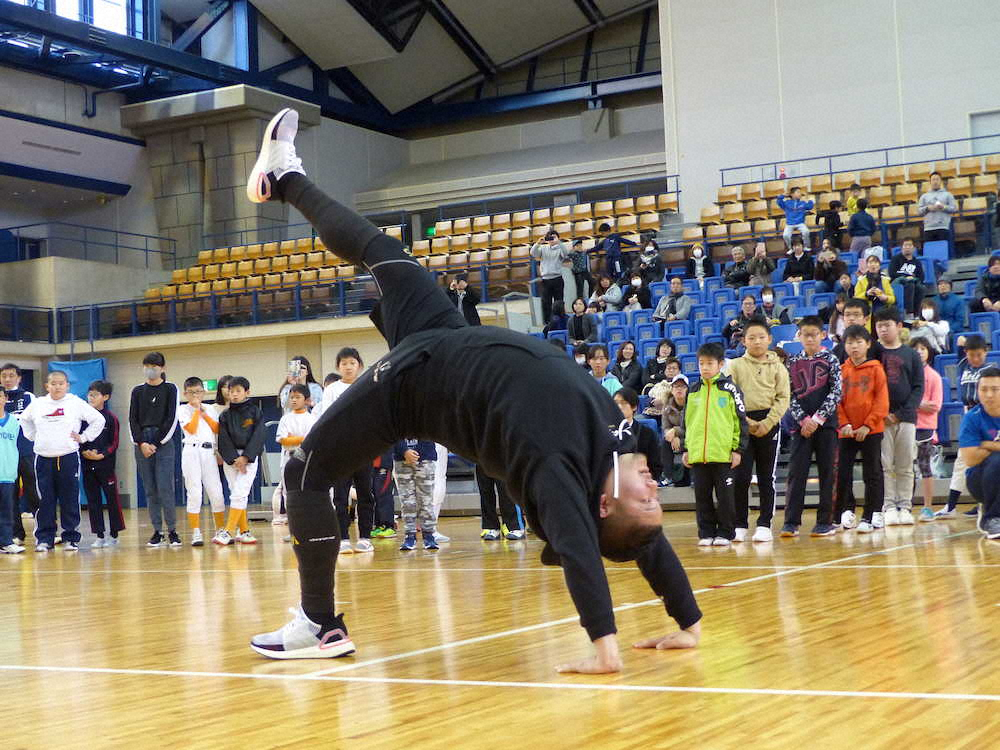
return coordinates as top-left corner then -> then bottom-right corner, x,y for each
963,507 -> 980,517
168,530 -> 183,547
147,531 -> 164,547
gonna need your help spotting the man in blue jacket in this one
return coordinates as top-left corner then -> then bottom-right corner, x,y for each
594,222 -> 638,281
935,278 -> 967,333
777,186 -> 815,251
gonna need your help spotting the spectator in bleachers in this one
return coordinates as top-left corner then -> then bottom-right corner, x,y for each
956,367 -> 1000,538
814,245 -> 847,294
846,184 -> 864,216
661,375 -> 690,487
653,276 -> 691,322
746,241 -> 775,287
636,239 -> 665,287
572,342 -> 590,368
543,301 -> 568,336
723,295 -> 763,349
874,306 -> 924,527
530,230 -> 571,324
568,239 -> 592,301
587,344 -> 622,395
917,171 -> 958,244
446,273 -> 481,326
908,299 -> 949,353
613,387 -> 663,483
594,222 -> 638,279
685,243 -> 715,285
971,256 -> 1000,313
590,274 -> 623,312
935,278 -> 967,333
622,271 -> 652,312
822,293 -> 850,343
780,316 -> 842,538
911,338 -> 943,523
834,272 -> 855,297
938,333 -> 990,518
888,238 -> 925,318
757,286 -> 791,326
642,339 -> 677,391
854,254 -> 895,315
723,246 -> 751,289
782,236 -> 814,285
819,201 -> 844,249
848,198 -> 876,255
279,356 -> 324,413
612,341 -> 643,391
729,319 -> 790,543
567,297 -> 598,346
778,186 -> 814,250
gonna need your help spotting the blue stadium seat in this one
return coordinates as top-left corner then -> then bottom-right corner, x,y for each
970,312 -> 1000,338
780,296 -> 802,316
695,318 -> 718,342
679,353 -> 699,376
992,330 -> 1000,353
780,341 -> 804,356
795,306 -> 819,318
636,417 -> 659,437
664,320 -> 692,339
565,345 -> 574,357
940,376 -> 952,401
605,325 -> 629,343
799,280 -> 816,298
609,340 -> 623,362
923,240 -> 949,263
529,332 -> 545,340
965,279 -> 978,299
629,308 -> 655,329
725,347 -> 743,359
712,288 -> 736,307
704,276 -> 724,292
770,324 -> 798,343
738,285 -> 762,300
650,281 -> 668,299
718,301 -> 739,322
935,353 -> 959,385
682,279 -> 699,293
770,282 -> 793,301
951,331 -> 976,352
673,335 -> 698,355
603,311 -> 627,330
989,351 -> 1000,368
772,258 -> 787,283
938,402 -> 965,444
701,334 -> 725,346
635,322 -> 660,342
640,339 -> 661,361
812,293 -> 835,311
546,330 -> 568,344
690,304 -> 713,321
638,395 -> 651,412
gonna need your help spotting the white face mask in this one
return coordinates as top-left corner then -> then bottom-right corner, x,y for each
631,279 -> 641,287
762,295 -> 773,304
575,356 -> 586,365
693,248 -> 703,258
921,309 -> 934,321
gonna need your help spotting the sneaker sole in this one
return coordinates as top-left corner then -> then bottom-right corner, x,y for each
238,539 -> 258,545
249,638 -> 356,660
191,540 -> 204,547
247,107 -> 291,204
779,531 -> 798,538
212,539 -> 234,546
810,531 -> 836,537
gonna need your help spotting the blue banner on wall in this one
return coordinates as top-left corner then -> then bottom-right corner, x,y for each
47,359 -> 106,399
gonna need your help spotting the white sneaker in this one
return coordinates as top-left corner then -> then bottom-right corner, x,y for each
191,528 -> 204,547
884,508 -> 901,526
856,520 -> 874,533
90,537 -> 106,549
104,537 -> 119,548
247,108 -> 305,204
271,515 -> 288,526
237,530 -> 258,545
751,526 -> 772,542
697,538 -> 713,547
733,528 -> 748,543
250,606 -> 355,660
897,508 -> 915,525
433,532 -> 450,543
1,543 -> 25,554
354,538 -> 374,553
712,537 -> 731,547
872,512 -> 885,529
339,539 -> 354,555
934,506 -> 956,518
212,529 -> 234,546
35,543 -> 50,552
840,510 -> 857,530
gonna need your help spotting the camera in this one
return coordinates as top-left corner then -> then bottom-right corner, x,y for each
544,231 -> 556,242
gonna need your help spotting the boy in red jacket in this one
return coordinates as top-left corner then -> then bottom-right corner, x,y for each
835,325 -> 889,533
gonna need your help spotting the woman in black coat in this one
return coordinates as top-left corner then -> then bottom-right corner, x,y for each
684,244 -> 716,280
566,297 -> 597,345
611,340 -> 644,391
642,338 -> 676,389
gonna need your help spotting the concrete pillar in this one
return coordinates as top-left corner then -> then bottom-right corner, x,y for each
121,85 -> 321,265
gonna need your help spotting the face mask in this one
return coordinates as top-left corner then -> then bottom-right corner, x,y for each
575,356 -> 586,365
762,295 -> 773,304
631,279 -> 641,287
921,309 -> 934,321
693,249 -> 703,258
143,367 -> 159,380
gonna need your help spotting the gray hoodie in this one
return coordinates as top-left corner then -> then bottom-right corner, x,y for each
530,240 -> 571,279
917,188 -> 957,231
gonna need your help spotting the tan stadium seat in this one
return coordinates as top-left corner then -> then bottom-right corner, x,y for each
447,251 -> 469,270
280,271 -> 299,287
948,176 -> 972,199
960,196 -> 988,217
468,250 -> 489,268
299,269 -> 318,286
657,193 -> 678,212
510,228 -> 531,246
450,234 -> 471,253
452,218 -> 471,235
593,201 -> 614,219
272,256 -> 290,274
176,283 -> 195,299
385,226 -> 403,242
411,240 -> 430,256
880,205 -> 906,224
263,273 -> 281,289
183,264 -> 201,283
489,229 -> 510,247
491,213 -> 510,231
638,213 -> 660,232
745,200 -> 768,221
934,160 -> 957,178
197,249 -> 214,265
489,247 -> 509,268
236,260 -> 255,277
289,254 -> 307,271
681,226 -> 704,243
530,225 -> 549,242
143,287 -> 161,301
959,157 -> 982,176
295,238 -> 314,253
817,192 -> 841,212
572,204 -> 593,222
531,208 -> 551,226
511,211 -> 532,228
700,205 -> 722,225
787,177 -> 810,193
431,237 -> 450,254
472,216 -> 491,234
313,239 -> 327,252
552,221 -> 572,237
470,232 -> 490,250
894,183 -> 918,203
230,277 -> 248,294
573,219 -> 595,237
220,262 -> 237,279
868,185 -> 893,208
721,203 -> 744,223
262,242 -> 280,258
317,268 -> 337,284
279,240 -> 297,254
985,155 -> 1000,174
194,282 -> 212,297
705,224 -> 729,243
763,180 -> 786,199
615,198 -> 636,215
160,285 -> 177,300
883,166 -> 906,185
246,275 -> 264,292
729,222 -> 752,242
740,183 -> 762,202
427,254 -> 448,273
229,246 -> 247,263
211,280 -> 229,295
212,248 -> 229,264
753,219 -> 777,235
908,163 -> 931,182
253,258 -> 271,275
716,185 -> 740,204
767,199 -> 784,218
305,251 -> 324,268
833,172 -> 858,191
434,220 -> 452,237
170,269 -> 187,285
244,244 -> 263,261
202,264 -> 220,281
859,169 -> 882,188
322,251 -> 339,267
552,205 -> 572,223
810,175 -> 832,194
615,215 -> 637,234
973,173 -> 998,195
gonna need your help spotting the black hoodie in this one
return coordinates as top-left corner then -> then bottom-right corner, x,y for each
218,399 -> 266,463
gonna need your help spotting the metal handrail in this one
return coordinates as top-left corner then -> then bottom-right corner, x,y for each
0,221 -> 177,269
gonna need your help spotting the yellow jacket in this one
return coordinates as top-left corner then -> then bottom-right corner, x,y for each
727,350 -> 791,433
854,273 -> 895,308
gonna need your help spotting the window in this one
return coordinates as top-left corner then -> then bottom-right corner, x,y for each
93,0 -> 126,34
54,0 -> 78,20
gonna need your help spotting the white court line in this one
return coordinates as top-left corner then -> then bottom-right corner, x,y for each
309,529 -> 977,677
0,565 -> 803,575
0,664 -> 996,703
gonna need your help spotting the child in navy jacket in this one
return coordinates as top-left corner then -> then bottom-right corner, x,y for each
81,380 -> 124,547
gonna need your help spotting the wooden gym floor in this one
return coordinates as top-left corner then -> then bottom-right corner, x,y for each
2,508 -> 998,749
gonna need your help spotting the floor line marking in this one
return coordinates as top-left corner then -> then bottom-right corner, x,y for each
308,530 -> 977,677
0,664 -> 995,702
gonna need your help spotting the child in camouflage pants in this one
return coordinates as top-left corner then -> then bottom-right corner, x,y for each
394,438 -> 438,551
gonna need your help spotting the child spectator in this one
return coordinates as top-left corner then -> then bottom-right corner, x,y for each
874,306 -> 925,527
0,390 -> 23,553
782,236 -> 814,284
81,380 -> 123,548
780,316 -> 842,537
777,186 -> 814,249
278,356 -> 324,413
273,384 -> 316,530
938,333 -> 990,518
543,301 -> 568,336
819,200 -> 844,249
911,339 -> 943,522
823,294 -> 849,343
129,352 -> 180,548
594,222 -> 638,279
1,363 -> 37,544
682,342 -> 748,546
908,298 -> 949,353
613,387 -> 664,483
832,299 -> 882,362
746,241 -> 775,287
854,253 -> 895,315
728,320 -> 790,542
573,343 -> 590,368
178,376 -> 225,547
588,344 -> 622,396
213,376 -> 266,546
395,438 -> 438,550
370,449 -> 398,539
568,239 -> 593,300
834,325 -> 889,534
685,243 -> 715,285
935,278 -> 967,333
19,371 -> 105,552
661,375 -> 691,487
845,184 -> 864,215
848,198 -> 876,255
888,238 -> 925,318
653,277 -> 692,322
612,341 -> 643,391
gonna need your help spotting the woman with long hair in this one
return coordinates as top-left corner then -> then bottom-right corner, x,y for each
611,340 -> 643,391
278,355 -> 324,412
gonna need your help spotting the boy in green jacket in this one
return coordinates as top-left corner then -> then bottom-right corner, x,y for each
682,342 -> 749,547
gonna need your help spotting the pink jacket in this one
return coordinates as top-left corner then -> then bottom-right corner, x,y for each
916,364 -> 943,433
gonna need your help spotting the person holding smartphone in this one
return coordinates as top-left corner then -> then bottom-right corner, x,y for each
278,355 -> 324,414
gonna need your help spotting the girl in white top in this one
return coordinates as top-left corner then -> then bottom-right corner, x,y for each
273,384 -> 317,523
908,298 -> 950,353
177,376 -> 225,546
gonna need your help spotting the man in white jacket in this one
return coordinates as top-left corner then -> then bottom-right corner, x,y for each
19,370 -> 105,551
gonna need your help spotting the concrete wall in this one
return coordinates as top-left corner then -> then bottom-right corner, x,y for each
0,257 -> 170,308
657,0 -> 1000,211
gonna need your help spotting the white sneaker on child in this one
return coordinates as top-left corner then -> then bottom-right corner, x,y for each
697,538 -> 713,547
856,520 -> 874,533
339,539 -> 354,555
712,537 -> 731,547
840,511 -> 857,530
884,508 -> 901,526
872,512 -> 885,529
191,528 -> 204,547
354,539 -> 374,553
897,509 -> 915,525
751,527 -> 772,542
733,528 -> 748,543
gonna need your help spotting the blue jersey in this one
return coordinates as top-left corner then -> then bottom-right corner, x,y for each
958,406 -> 1000,468
957,359 -> 990,409
0,414 -> 21,483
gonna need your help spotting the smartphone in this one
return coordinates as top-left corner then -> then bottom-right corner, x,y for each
288,360 -> 301,377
